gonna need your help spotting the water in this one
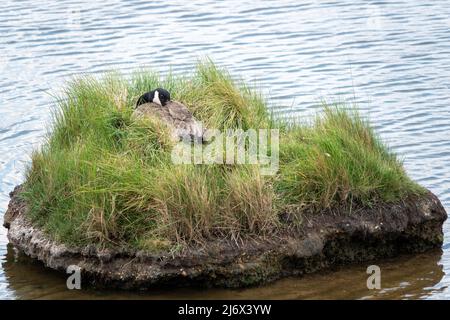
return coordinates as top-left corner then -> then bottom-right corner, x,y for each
1,0 -> 449,299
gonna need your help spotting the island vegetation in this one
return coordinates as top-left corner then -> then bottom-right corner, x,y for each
21,60 -> 424,252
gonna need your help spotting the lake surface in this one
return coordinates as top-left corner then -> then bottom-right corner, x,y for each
1,0 -> 449,299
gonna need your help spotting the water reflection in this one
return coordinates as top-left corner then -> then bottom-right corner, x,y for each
1,244 -> 445,300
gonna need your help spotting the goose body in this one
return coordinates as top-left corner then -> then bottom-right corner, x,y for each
133,101 -> 204,143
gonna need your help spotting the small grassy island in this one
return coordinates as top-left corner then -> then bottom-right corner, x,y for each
4,61 -> 447,288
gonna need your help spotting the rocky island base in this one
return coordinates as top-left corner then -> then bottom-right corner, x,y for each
4,186 -> 446,289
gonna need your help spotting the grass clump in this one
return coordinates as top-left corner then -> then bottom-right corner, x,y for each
22,60 -> 424,250
277,106 -> 423,212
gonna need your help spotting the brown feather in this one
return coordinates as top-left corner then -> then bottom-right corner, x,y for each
132,101 -> 204,143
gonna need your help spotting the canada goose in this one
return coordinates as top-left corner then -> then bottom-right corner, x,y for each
133,89 -> 203,143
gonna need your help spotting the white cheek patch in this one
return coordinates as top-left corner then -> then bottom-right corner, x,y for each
153,90 -> 162,106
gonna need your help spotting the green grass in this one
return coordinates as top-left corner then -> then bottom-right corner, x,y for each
22,60 -> 424,250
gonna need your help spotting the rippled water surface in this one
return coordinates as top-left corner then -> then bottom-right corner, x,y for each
1,0 -> 450,299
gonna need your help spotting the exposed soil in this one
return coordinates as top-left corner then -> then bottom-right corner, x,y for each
3,185 -> 447,289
